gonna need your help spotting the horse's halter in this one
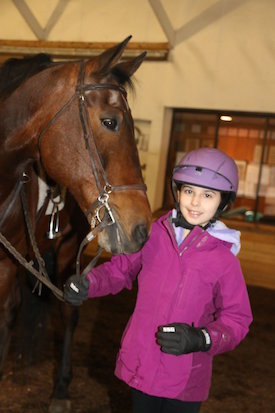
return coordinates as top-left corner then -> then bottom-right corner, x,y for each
38,61 -> 146,229
38,60 -> 147,275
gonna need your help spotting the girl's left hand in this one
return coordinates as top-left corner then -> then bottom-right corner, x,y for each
156,323 -> 211,355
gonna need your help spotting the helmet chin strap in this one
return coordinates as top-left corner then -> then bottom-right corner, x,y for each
172,206 -> 213,230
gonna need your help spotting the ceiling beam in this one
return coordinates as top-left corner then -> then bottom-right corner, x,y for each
12,0 -> 68,40
149,0 -> 245,47
0,39 -> 170,63
148,0 -> 175,47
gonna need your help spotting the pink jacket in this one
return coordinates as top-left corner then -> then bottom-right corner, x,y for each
86,212 -> 253,401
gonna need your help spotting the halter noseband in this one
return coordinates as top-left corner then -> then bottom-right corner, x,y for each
38,60 -> 146,233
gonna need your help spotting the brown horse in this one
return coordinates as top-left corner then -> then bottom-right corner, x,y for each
0,37 -> 152,412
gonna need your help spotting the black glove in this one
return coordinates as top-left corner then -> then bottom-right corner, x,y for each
64,274 -> 90,306
156,323 -> 211,356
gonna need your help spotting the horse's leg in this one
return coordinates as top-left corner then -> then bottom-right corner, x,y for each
49,302 -> 78,413
49,301 -> 78,413
47,197 -> 89,413
0,260 -> 21,378
17,250 -> 54,366
49,227 -> 82,413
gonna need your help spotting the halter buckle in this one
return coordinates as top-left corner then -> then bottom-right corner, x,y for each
21,172 -> 30,183
90,191 -> 115,229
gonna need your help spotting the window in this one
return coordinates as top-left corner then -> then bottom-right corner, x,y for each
164,109 -> 275,225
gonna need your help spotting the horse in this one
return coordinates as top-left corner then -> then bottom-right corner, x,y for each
0,36 -> 152,413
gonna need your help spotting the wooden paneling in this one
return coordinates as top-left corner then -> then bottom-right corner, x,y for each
223,219 -> 275,290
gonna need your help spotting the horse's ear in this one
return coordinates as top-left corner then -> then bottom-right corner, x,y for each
114,51 -> 147,78
93,35 -> 132,73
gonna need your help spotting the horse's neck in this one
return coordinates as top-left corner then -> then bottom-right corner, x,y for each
0,86 -> 52,162
0,165 -> 38,222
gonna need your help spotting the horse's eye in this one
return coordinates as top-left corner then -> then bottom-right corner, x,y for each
101,118 -> 119,131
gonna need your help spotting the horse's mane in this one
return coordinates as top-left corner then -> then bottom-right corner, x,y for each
0,52 -> 134,100
0,53 -> 53,98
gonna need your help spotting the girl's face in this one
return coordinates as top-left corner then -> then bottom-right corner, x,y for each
178,184 -> 221,227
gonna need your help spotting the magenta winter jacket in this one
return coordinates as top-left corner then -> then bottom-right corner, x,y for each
86,212 -> 253,401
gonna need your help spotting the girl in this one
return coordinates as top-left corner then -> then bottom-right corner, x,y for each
64,147 -> 253,413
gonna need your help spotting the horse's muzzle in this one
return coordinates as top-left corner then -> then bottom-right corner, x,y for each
97,217 -> 151,255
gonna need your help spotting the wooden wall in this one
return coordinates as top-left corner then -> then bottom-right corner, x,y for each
228,220 -> 275,290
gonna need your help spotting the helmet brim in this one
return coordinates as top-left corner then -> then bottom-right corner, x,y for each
173,165 -> 236,193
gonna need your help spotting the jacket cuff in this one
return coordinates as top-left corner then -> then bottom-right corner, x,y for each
201,328 -> 212,351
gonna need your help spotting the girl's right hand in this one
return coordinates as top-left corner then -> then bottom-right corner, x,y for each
63,274 -> 90,306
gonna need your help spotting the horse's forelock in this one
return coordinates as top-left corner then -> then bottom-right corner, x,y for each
92,63 -> 135,92
110,66 -> 135,91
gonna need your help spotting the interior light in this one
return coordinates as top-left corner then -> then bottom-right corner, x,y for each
220,115 -> 232,122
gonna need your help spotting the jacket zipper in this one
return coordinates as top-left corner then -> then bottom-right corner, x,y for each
179,231 -> 204,256
163,216 -> 205,256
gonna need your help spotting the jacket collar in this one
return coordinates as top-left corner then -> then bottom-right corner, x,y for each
159,211 -> 205,252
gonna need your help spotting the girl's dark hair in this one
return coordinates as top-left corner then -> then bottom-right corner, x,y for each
220,192 -> 235,212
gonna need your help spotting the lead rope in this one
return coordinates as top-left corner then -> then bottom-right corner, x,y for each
0,230 -> 64,300
20,180 -> 50,296
75,190 -> 116,277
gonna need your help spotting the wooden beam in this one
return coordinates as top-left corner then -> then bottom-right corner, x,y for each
0,39 -> 170,63
12,0 -> 68,40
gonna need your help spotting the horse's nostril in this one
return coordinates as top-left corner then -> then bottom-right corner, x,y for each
132,224 -> 148,247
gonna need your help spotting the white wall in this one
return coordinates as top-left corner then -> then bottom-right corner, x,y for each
130,0 -> 275,210
1,0 -> 275,211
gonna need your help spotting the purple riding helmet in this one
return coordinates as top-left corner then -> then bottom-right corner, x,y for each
172,147 -> 239,229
